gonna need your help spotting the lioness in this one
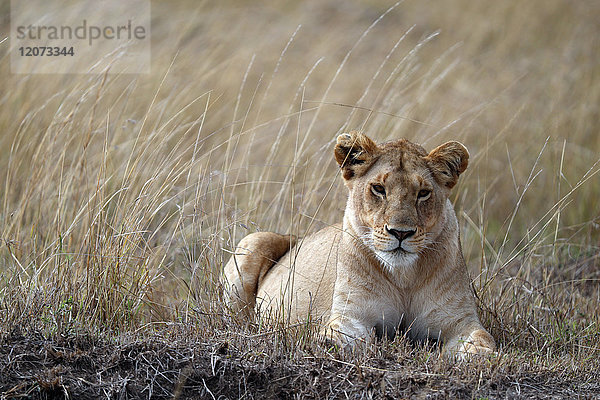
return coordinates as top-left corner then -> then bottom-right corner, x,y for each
224,131 -> 495,356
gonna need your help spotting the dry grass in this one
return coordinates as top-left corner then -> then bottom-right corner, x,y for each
0,0 -> 599,398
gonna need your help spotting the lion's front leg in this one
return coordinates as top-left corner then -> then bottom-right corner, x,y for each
415,286 -> 496,359
321,279 -> 375,348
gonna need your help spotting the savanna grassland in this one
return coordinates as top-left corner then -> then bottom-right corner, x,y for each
1,0 -> 599,398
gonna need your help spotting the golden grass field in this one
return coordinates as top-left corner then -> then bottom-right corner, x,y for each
1,0 -> 599,398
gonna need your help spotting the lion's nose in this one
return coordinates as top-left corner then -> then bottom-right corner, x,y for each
385,226 -> 416,243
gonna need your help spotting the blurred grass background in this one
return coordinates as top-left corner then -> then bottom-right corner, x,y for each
0,0 -> 598,362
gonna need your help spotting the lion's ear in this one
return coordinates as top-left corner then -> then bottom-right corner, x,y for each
425,141 -> 469,189
334,131 -> 379,180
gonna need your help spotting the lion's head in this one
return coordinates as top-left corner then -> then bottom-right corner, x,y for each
334,131 -> 469,268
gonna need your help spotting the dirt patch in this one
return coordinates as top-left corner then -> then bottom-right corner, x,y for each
1,327 -> 598,399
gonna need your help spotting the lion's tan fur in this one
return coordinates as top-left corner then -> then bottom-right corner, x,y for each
223,131 -> 495,357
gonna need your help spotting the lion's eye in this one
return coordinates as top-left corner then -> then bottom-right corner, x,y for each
418,189 -> 431,200
371,184 -> 386,197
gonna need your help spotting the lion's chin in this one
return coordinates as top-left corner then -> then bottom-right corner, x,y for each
374,248 -> 419,271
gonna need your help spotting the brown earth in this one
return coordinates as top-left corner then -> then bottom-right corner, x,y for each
1,327 -> 598,400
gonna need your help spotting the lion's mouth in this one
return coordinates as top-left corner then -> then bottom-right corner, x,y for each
392,246 -> 412,254
372,241 -> 414,254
